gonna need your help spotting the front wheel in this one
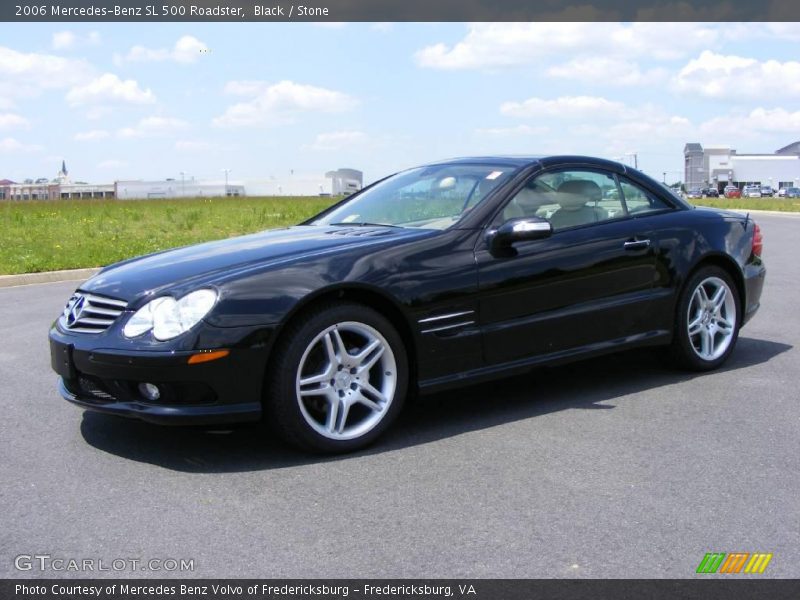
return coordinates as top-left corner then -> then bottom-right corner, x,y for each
670,266 -> 740,371
265,302 -> 408,453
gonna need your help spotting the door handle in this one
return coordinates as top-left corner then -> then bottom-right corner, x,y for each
624,239 -> 651,250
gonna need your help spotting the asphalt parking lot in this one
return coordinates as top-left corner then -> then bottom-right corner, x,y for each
1,213 -> 798,579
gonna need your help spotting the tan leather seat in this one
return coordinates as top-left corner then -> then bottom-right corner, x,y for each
503,186 -> 540,220
549,180 -> 608,229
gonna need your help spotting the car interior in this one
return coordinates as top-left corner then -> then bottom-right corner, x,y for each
502,178 -> 608,229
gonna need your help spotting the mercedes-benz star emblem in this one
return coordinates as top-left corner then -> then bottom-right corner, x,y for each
66,296 -> 86,327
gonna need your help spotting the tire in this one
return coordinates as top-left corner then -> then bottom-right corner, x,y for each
265,302 -> 408,453
670,266 -> 740,371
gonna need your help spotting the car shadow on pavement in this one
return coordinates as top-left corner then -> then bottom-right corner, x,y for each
80,336 -> 791,473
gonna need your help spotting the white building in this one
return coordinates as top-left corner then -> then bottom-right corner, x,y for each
248,168 -> 364,196
114,179 -> 245,199
685,142 -> 800,191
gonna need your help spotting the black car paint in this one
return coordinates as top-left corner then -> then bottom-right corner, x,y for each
49,156 -> 766,424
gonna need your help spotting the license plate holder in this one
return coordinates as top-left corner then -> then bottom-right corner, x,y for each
50,339 -> 77,380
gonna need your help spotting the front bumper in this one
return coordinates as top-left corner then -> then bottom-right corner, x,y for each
49,322 -> 274,425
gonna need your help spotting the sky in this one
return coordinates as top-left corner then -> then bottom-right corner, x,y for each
1,22 -> 799,187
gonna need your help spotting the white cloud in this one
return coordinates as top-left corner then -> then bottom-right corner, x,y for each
66,73 -> 156,106
52,30 -> 101,50
500,95 -> 627,119
0,137 -> 40,153
119,35 -> 209,64
213,80 -> 358,128
415,23 -> 718,70
52,31 -> 76,50
674,51 -> 800,100
0,113 -> 29,130
546,57 -> 668,86
308,130 -> 368,151
223,80 -> 270,96
0,46 -> 93,95
117,116 -> 188,139
700,107 -> 800,137
494,93 -> 693,161
175,140 -> 213,152
98,159 -> 127,169
74,129 -> 110,141
475,124 -> 549,136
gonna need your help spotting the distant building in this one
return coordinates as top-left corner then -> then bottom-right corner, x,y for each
325,168 -> 363,196
249,168 -> 364,196
56,160 -> 70,184
1,161 -> 360,200
684,142 -> 800,191
115,179 -> 245,199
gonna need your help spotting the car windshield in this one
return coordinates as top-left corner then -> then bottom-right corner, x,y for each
312,163 -> 518,230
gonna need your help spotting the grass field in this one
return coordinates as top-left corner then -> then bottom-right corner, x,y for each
1,194 -> 798,275
0,196 -> 336,275
693,197 -> 800,212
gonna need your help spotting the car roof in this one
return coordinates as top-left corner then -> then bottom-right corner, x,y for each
426,155 -> 627,170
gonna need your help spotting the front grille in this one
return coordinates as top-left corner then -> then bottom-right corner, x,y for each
60,291 -> 127,334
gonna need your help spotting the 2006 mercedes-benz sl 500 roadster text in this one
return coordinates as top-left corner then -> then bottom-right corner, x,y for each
49,156 -> 766,453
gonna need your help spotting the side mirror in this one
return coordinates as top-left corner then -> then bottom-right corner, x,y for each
487,217 -> 552,252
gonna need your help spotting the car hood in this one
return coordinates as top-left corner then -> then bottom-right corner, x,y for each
80,225 -> 432,303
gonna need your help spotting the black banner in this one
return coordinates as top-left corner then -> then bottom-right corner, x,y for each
3,0 -> 800,22
3,580 -> 800,600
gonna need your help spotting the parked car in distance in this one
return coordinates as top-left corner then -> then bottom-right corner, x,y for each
760,186 -> 775,198
687,188 -> 703,199
48,155 -> 767,453
785,187 -> 800,198
743,185 -> 762,198
705,188 -> 719,198
724,186 -> 742,198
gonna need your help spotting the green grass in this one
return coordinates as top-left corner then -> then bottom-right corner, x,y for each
3,194 -> 798,276
693,197 -> 800,212
0,196 -> 336,275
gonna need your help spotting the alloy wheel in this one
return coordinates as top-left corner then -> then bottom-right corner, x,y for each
687,276 -> 737,361
295,321 -> 397,441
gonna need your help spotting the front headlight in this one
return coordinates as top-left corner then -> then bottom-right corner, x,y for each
123,289 -> 218,341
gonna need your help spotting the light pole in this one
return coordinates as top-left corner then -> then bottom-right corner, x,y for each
179,171 -> 185,198
663,172 -> 666,184
221,168 -> 230,197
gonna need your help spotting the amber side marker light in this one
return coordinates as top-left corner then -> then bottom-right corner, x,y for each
187,349 -> 230,364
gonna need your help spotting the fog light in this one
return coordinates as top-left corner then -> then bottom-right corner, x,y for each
138,382 -> 161,401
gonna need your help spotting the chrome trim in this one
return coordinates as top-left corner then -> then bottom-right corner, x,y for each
60,291 -> 127,334
421,320 -> 475,334
83,293 -> 128,308
418,310 -> 475,324
76,305 -> 119,317
76,317 -> 115,326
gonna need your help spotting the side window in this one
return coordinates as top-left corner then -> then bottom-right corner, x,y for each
501,169 -> 626,230
618,178 -> 672,215
501,178 -> 557,221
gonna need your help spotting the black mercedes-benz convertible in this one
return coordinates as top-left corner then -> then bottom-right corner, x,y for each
49,155 -> 766,452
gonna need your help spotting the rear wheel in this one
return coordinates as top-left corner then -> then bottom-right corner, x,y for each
670,266 -> 740,371
265,302 -> 408,453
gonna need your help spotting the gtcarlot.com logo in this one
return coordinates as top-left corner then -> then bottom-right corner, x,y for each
696,552 -> 772,574
14,554 -> 195,573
